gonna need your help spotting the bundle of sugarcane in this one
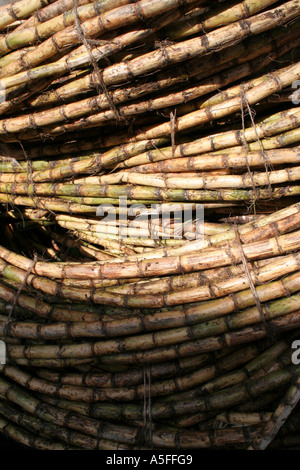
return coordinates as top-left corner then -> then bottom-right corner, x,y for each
0,0 -> 300,450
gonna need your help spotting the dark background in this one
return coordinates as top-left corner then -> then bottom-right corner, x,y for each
0,433 -> 30,450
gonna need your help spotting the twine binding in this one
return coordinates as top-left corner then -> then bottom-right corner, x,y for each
233,224 -> 276,340
73,0 -> 122,123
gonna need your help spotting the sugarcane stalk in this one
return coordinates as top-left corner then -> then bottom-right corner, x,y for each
14,0 -> 95,31
134,61 -> 300,141
87,365 -> 300,421
249,375 -> 300,449
0,375 -> 261,449
3,31 -> 298,135
34,354 -> 212,389
0,0 -> 133,55
0,375 -> 141,445
27,20 -> 300,111
166,0 -> 280,39
0,0 -> 56,31
124,148 -> 300,175
1,230 -> 299,304
1,1 -> 299,92
0,47 -> 36,68
4,287 -> 300,360
75,311 -> 300,367
0,414 -> 77,450
160,339 -> 292,403
0,400 -> 131,450
1,175 -> 300,199
64,166 -> 300,190
0,0 -> 202,79
215,412 -> 272,426
1,225 -> 300,279
117,109 -> 300,169
28,58 -> 300,139
0,337 -> 289,402
59,39 -> 300,132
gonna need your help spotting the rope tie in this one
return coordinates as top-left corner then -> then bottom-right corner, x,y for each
73,0 -> 122,123
233,224 -> 276,340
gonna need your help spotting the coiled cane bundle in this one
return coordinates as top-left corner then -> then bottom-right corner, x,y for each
0,0 -> 300,450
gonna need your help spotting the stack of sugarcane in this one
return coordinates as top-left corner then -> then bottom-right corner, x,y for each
0,0 -> 299,450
